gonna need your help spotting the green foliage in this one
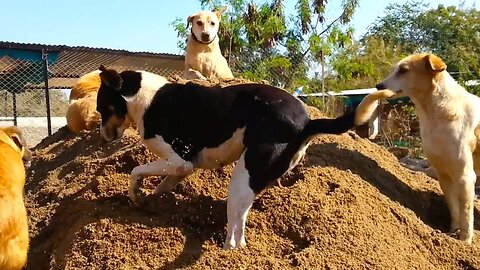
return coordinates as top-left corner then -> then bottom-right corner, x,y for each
365,1 -> 480,88
170,18 -> 188,51
365,1 -> 428,52
417,5 -> 480,81
465,84 -> 480,96
326,36 -> 405,91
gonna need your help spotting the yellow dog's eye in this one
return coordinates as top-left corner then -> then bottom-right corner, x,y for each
210,21 -> 215,26
196,21 -> 203,26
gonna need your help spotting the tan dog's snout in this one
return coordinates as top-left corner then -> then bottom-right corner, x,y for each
201,32 -> 211,42
375,83 -> 386,90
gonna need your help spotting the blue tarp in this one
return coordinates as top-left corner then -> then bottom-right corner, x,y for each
0,48 -> 59,92
0,48 -> 59,62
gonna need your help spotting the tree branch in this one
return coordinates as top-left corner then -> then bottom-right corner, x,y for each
300,11 -> 346,59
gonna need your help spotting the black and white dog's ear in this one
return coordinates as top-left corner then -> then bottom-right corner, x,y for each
99,65 -> 122,91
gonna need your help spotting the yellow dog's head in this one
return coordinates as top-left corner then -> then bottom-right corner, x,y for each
376,53 -> 447,98
187,6 -> 227,44
0,126 -> 32,163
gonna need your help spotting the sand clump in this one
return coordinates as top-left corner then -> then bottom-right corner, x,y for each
23,79 -> 480,269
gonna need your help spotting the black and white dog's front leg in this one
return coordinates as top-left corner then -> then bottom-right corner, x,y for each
224,152 -> 255,249
153,174 -> 191,195
129,157 -> 194,205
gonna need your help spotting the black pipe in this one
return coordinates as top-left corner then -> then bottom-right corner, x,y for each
12,92 -> 17,126
42,49 -> 52,136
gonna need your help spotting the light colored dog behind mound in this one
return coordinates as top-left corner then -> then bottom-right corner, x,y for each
0,126 -> 31,270
184,6 -> 234,80
66,70 -> 101,133
376,53 -> 480,244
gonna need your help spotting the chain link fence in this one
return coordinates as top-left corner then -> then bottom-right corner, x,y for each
0,49 -> 183,147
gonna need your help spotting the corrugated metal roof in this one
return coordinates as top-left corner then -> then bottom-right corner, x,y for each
0,41 -> 184,59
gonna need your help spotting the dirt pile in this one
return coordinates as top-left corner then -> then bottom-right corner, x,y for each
24,104 -> 480,269
167,75 -> 269,87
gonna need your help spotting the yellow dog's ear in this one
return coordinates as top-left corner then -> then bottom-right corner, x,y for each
214,6 -> 228,19
2,126 -> 23,148
9,133 -> 29,160
1,126 -> 31,160
187,13 -> 197,28
10,133 -> 23,150
424,54 -> 446,72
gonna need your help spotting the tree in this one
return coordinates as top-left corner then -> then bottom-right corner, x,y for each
324,36 -> 405,91
365,1 -> 480,93
172,0 -> 359,90
364,1 -> 428,53
418,5 -> 480,83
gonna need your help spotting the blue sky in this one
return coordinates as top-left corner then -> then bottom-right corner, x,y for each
0,0 -> 470,55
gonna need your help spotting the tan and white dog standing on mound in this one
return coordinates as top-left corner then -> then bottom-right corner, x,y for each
376,53 -> 480,244
184,6 -> 234,80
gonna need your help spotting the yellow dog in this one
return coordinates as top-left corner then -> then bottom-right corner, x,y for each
66,70 -> 101,133
0,126 -> 31,270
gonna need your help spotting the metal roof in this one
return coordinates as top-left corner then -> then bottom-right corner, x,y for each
0,41 -> 183,59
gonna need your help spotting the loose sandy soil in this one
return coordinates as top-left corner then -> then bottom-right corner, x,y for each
24,78 -> 480,269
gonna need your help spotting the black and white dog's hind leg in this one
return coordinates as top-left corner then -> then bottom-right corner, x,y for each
224,152 -> 255,249
223,140 -> 301,249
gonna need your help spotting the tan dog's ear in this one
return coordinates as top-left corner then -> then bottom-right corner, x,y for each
3,126 -> 31,161
10,133 -> 24,152
2,126 -> 24,149
187,14 -> 196,28
214,6 -> 228,19
424,54 -> 446,72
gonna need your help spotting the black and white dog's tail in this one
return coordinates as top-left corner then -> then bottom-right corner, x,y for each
302,90 -> 394,137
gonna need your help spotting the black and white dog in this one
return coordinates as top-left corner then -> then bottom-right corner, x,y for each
96,65 -> 392,249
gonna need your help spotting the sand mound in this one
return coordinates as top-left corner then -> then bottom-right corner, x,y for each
24,106 -> 480,270
167,75 -> 268,87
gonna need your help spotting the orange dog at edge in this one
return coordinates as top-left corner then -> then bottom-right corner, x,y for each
0,126 -> 31,270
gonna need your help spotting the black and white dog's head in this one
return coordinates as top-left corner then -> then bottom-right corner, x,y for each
97,65 -> 132,142
97,66 -> 169,142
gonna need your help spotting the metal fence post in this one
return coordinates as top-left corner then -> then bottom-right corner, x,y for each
12,92 -> 17,126
42,49 -> 52,136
